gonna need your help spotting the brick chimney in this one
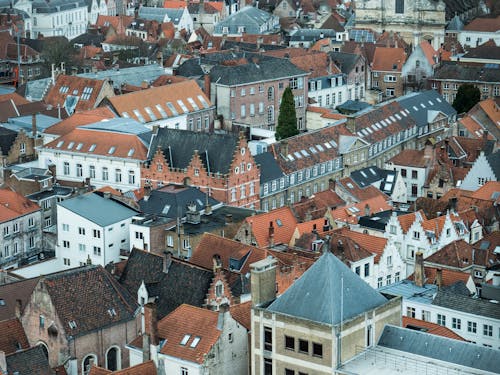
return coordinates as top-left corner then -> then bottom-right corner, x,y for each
322,219 -> 330,232
268,221 -> 275,248
436,268 -> 443,289
15,299 -> 22,319
31,113 -> 37,137
204,74 -> 211,99
163,251 -> 172,273
143,303 -> 159,363
281,140 -> 289,157
414,252 -> 425,287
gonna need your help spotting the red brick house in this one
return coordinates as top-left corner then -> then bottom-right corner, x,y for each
142,128 -> 260,209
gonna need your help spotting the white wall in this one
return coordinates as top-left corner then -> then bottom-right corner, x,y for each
459,30 -> 500,50
461,153 -> 497,191
129,223 -> 151,251
11,258 -> 63,278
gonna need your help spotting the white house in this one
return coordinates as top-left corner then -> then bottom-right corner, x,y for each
37,118 -> 152,192
56,192 -> 138,268
137,6 -> 194,33
460,151 -> 500,191
458,15 -> 500,49
30,0 -> 89,39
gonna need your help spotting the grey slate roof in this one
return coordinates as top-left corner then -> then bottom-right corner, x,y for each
149,128 -> 239,174
32,0 -> 87,13
78,64 -> 166,89
350,166 -> 397,195
486,151 -> 500,180
27,186 -> 73,201
58,192 -> 138,227
434,62 -> 500,83
3,114 -> 59,133
378,325 -> 500,374
6,345 -> 53,375
266,251 -> 387,325
396,90 -> 456,128
329,51 -> 361,74
289,29 -> 338,43
254,152 -> 284,183
214,6 -> 278,35
209,57 -> 307,86
0,126 -> 18,156
138,185 -> 220,218
23,77 -> 52,102
446,14 -> 464,31
432,290 -> 500,320
137,6 -> 169,23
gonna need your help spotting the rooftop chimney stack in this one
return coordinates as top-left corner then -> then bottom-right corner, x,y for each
323,219 -> 330,232
268,221 -> 274,248
414,252 -> 425,287
250,257 -> 278,307
436,268 -> 443,289
163,251 -> 172,273
31,113 -> 37,137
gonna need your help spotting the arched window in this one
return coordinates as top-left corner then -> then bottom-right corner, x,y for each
215,281 -> 224,298
82,354 -> 97,375
37,342 -> 49,358
106,346 -> 121,371
267,87 -> 274,101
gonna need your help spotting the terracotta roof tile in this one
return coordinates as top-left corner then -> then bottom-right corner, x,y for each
425,239 -> 496,269
90,361 -> 157,375
44,75 -> 110,112
292,189 -> 345,221
463,15 -> 500,32
44,107 -> 116,136
158,304 -> 221,364
0,92 -> 30,105
388,149 -> 430,168
295,218 -> 331,237
96,15 -> 134,33
407,266 -> 471,286
107,80 -> 212,123
402,316 -> 466,341
326,229 -> 375,264
244,206 -> 298,248
371,47 -> 406,72
43,128 -> 149,160
338,177 -> 390,202
397,210 -> 427,233
0,277 -> 40,321
419,41 -> 439,66
0,318 -> 29,354
335,227 -> 387,263
229,301 -> 251,330
0,188 -> 41,223
470,181 -> 500,201
289,51 -> 341,78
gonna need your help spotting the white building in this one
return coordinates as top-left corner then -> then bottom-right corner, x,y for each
460,151 -> 500,191
458,15 -> 500,50
37,118 -> 152,192
56,192 -> 138,268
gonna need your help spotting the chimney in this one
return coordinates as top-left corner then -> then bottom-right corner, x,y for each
323,219 -> 330,232
212,254 -> 222,273
476,148 -> 481,159
144,303 -> 159,345
337,239 -> 344,252
217,303 -> 229,330
414,252 -> 425,287
204,74 -> 211,99
250,257 -> 278,307
448,197 -> 457,212
0,351 -> 6,374
31,113 -> 37,137
103,191 -> 111,199
85,177 -> 91,191
15,299 -> 22,319
143,185 -> 151,202
280,140 -> 289,157
364,203 -> 371,217
483,129 -> 489,141
163,251 -> 172,273
268,221 -> 274,248
436,268 -> 443,289
346,115 -> 356,133
225,213 -> 233,223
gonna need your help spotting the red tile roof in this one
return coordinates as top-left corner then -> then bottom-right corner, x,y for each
0,318 -> 29,354
229,301 -> 251,330
388,149 -> 430,168
470,181 -> 500,201
407,266 -> 471,286
291,189 -> 345,221
158,304 -> 222,364
0,188 -> 40,223
89,361 -> 157,375
402,317 -> 466,341
0,277 -> 40,321
419,41 -> 439,66
397,210 -> 427,233
371,47 -> 406,72
0,92 -> 30,106
336,227 -> 387,263
337,177 -> 390,202
244,206 -> 298,248
44,107 -> 116,136
107,80 -> 212,123
43,128 -> 149,161
463,15 -> 500,32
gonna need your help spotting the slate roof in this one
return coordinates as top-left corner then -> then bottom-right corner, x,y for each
0,277 -> 40,321
5,345 -> 53,375
118,249 -> 213,318
328,51 -> 361,74
149,128 -> 239,174
486,151 -> 500,180
266,251 -> 387,325
78,65 -> 166,89
58,193 -> 138,227
32,0 -> 86,13
446,15 -> 464,31
209,56 -> 307,86
396,90 -> 457,128
432,290 -> 500,320
0,126 -> 18,156
42,265 -> 138,338
378,325 -> 499,374
214,6 -> 278,35
253,152 -> 284,183
350,166 -> 398,196
22,77 -> 52,102
433,62 -> 500,83
289,29 -> 338,42
138,184 -> 219,218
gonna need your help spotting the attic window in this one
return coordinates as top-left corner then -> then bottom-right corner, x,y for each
187,97 -> 199,111
127,148 -> 135,157
68,320 -> 77,329
315,144 -> 324,152
180,334 -> 191,346
133,109 -> 145,123
156,104 -> 168,118
0,299 -> 5,306
108,146 -> 116,154
56,141 -> 64,148
347,182 -> 354,189
88,144 -> 96,152
197,95 -> 209,108
166,102 -> 178,116
309,146 -> 317,154
177,100 -> 189,113
67,141 -> 75,149
72,89 -> 78,95
276,219 -> 283,227
76,143 -> 83,150
324,142 -> 332,149
190,336 -> 201,348
59,85 -> 69,93
81,87 -> 93,100
107,308 -> 117,317
145,107 -> 157,121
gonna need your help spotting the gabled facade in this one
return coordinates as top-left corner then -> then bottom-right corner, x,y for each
142,129 -> 260,209
0,125 -> 38,168
213,6 -> 279,36
370,47 -> 407,100
329,51 -> 367,104
461,151 -> 500,191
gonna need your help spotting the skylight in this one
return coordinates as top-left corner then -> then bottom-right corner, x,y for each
420,103 -> 426,108
357,131 -> 363,137
389,116 -> 396,122
324,142 -> 332,149
122,112 -> 130,118
401,111 -> 407,117
156,104 -> 168,118
360,171 -> 367,178
89,144 -> 96,152
369,168 -> 377,175
67,141 -> 75,149
187,97 -> 199,110
133,109 -> 145,123
294,151 -> 302,159
309,146 -> 318,154
76,143 -> 83,150
347,182 -> 354,189
197,95 -> 209,108
166,102 -> 178,116
190,337 -> 201,348
180,334 -> 191,346
287,154 -> 294,161
56,141 -> 64,148
276,219 -> 283,227
436,98 -> 442,103
177,99 -> 189,113
145,107 -> 157,121
81,87 -> 93,100
386,174 -> 395,182
108,146 -> 116,154
329,140 -> 337,148
395,114 -> 402,120
384,183 -> 393,191
128,148 -> 135,157
59,85 -> 69,94
315,144 -> 324,152
300,149 -> 309,157
428,100 -> 433,105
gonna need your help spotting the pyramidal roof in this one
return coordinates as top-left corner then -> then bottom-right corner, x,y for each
266,251 -> 387,325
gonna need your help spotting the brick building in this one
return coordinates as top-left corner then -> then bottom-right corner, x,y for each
370,47 -> 407,100
142,128 -> 260,209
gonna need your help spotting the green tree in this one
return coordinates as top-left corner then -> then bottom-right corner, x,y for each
276,87 -> 298,140
452,84 -> 481,114
40,37 -> 76,76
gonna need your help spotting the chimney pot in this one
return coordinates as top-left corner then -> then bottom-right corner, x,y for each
414,252 -> 425,287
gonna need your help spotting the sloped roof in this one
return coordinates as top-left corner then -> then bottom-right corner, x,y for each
230,301 -> 252,330
44,107 -> 116,136
0,126 -> 18,157
397,210 -> 427,233
266,251 -> 387,325
157,304 -> 221,364
0,188 -> 41,224
463,15 -> 500,32
425,239 -> 493,269
378,325 -> 498,373
150,128 -> 240,174
244,206 -> 298,247
486,151 -> 500,180
388,149 -> 429,168
58,193 -> 138,227
402,316 -> 465,341
41,266 -> 138,338
329,195 -> 392,224
371,47 -> 406,72
0,277 -> 40,322
6,346 -> 53,375
78,65 -> 166,89
291,189 -> 344,222
118,249 -> 213,318
432,290 -> 500,320
407,267 -> 471,287
254,152 -> 284,183
335,227 -> 387,263
0,318 -> 29,355
89,361 -> 157,375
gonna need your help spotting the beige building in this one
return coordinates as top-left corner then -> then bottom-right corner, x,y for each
355,0 -> 446,50
250,251 -> 401,375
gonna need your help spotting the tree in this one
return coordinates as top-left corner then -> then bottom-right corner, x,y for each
276,87 -> 298,140
40,37 -> 76,76
452,83 -> 480,114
